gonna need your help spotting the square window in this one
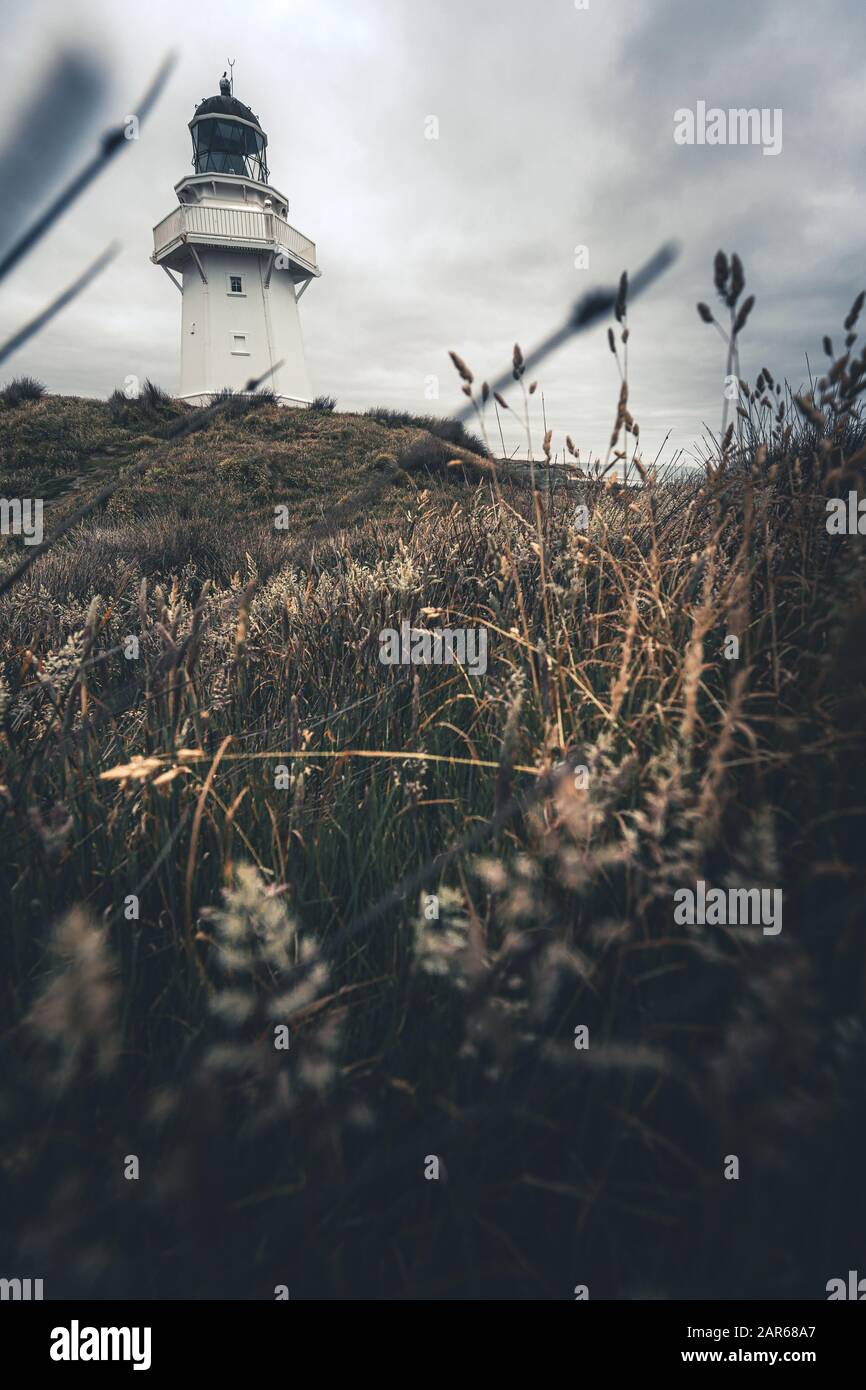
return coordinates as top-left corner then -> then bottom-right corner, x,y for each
231,333 -> 250,355
228,274 -> 244,295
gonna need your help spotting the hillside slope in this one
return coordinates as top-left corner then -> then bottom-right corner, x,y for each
1,394 -> 487,517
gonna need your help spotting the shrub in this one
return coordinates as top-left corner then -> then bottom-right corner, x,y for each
207,387 -> 278,420
398,433 -> 483,479
309,394 -> 337,412
364,406 -> 487,457
108,378 -> 181,428
141,378 -> 173,409
0,376 -> 46,408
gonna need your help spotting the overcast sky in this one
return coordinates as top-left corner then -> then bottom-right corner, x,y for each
2,0 -> 864,463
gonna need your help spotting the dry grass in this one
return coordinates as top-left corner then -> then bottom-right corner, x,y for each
1,268 -> 865,1299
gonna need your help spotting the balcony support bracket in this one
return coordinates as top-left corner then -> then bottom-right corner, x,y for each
188,245 -> 208,285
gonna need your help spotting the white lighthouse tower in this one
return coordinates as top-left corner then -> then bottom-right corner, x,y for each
151,72 -> 320,405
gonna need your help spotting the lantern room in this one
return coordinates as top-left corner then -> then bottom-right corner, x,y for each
189,73 -> 269,182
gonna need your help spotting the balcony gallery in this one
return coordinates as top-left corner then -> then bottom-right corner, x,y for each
151,202 -> 319,280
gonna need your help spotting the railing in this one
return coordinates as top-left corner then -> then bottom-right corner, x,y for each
151,206 -> 185,253
152,204 -> 317,270
185,204 -> 270,244
273,214 -> 317,267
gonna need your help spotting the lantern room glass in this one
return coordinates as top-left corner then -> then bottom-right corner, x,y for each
192,117 -> 269,182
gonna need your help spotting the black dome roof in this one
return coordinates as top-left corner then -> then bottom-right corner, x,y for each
193,94 -> 263,128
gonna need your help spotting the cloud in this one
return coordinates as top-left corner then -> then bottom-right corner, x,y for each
2,0 -> 864,464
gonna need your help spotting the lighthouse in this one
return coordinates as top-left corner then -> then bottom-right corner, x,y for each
151,72 -> 320,406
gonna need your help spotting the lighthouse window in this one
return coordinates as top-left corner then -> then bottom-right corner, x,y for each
231,333 -> 250,355
192,116 -> 268,182
228,275 -> 244,295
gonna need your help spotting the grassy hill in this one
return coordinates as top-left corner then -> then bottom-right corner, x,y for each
1,306 -> 866,1299
0,392 -> 491,586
